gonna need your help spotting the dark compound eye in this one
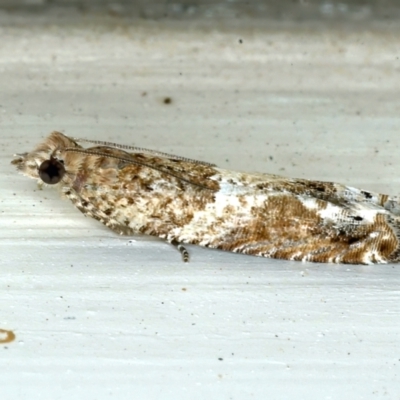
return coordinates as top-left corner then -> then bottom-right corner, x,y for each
38,158 -> 66,184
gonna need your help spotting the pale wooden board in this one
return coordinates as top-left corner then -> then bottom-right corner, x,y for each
1,14 -> 400,400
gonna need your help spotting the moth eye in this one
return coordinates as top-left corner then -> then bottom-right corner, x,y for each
38,158 -> 66,184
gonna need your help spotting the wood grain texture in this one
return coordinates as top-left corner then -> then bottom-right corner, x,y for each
1,13 -> 400,400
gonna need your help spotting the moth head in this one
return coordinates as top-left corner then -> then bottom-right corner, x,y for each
11,131 -> 80,185
37,157 -> 66,184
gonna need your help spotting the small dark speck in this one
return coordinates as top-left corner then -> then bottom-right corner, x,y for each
164,97 -> 172,104
239,39 -> 243,43
361,191 -> 373,199
218,358 -> 223,361
269,156 -> 273,161
141,91 -> 147,96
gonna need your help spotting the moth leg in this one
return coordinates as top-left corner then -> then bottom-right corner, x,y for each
65,190 -> 191,261
170,240 -> 190,262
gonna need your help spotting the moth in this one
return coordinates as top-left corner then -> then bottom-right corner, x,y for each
12,131 -> 400,264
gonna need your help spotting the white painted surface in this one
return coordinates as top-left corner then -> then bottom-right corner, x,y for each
1,14 -> 400,400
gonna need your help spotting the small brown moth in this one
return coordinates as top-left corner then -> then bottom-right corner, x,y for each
12,131 -> 400,264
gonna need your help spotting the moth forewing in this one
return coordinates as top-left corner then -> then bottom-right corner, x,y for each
12,131 -> 400,264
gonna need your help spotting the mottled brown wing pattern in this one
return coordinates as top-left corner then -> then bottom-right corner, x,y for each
11,131 -> 400,264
